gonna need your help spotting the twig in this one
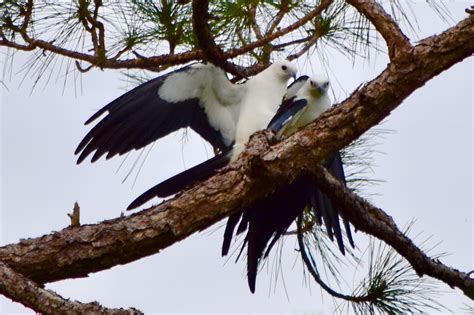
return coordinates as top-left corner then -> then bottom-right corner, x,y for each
224,0 -> 334,59
68,202 -> 81,227
287,29 -> 321,60
267,0 -> 290,34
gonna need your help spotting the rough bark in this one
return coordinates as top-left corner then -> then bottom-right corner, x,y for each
310,166 -> 474,299
0,263 -> 142,314
346,0 -> 412,60
0,13 -> 472,298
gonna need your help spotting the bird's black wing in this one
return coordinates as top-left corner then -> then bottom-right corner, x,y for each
283,75 -> 309,100
267,97 -> 308,133
75,64 -> 235,164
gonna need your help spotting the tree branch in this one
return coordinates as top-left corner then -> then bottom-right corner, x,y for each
192,0 -> 246,77
0,14 -> 472,292
0,262 -> 141,314
266,0 -> 290,35
309,165 -> 474,298
346,0 -> 413,60
287,29 -> 322,61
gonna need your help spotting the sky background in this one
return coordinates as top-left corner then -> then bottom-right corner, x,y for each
1,1 -> 473,314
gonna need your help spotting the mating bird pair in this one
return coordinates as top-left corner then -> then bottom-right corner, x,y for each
75,60 -> 354,293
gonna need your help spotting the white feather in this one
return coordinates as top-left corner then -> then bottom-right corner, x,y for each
233,60 -> 297,159
281,75 -> 331,136
158,63 -> 244,147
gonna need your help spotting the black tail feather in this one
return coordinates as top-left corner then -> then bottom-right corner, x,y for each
220,152 -> 356,293
221,213 -> 242,256
327,152 -> 355,247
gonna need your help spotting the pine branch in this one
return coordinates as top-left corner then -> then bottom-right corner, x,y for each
310,164 -> 474,299
0,262 -> 141,314
0,13 -> 472,297
346,0 -> 412,60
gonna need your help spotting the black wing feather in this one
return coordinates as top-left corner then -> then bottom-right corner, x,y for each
76,66 -> 230,164
284,75 -> 309,99
267,98 -> 308,133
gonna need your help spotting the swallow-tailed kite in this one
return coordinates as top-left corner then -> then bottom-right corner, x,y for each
128,74 -> 354,292
220,76 -> 354,292
126,63 -> 299,209
75,60 -> 297,165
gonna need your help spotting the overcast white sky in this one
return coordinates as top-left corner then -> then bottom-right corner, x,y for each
1,1 -> 473,314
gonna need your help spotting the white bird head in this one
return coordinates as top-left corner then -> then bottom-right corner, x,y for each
307,75 -> 330,98
268,60 -> 298,81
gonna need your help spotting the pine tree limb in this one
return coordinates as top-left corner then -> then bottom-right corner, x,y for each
0,262 -> 142,314
346,0 -> 413,60
309,165 -> 474,299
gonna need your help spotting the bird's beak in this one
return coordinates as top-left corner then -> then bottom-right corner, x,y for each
317,85 -> 323,94
291,71 -> 297,80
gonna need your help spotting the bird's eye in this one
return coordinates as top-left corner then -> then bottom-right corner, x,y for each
281,65 -> 287,71
323,82 -> 329,88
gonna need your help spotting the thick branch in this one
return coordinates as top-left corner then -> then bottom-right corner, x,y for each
0,12 -> 472,294
309,165 -> 474,298
0,262 -> 141,314
346,0 -> 413,60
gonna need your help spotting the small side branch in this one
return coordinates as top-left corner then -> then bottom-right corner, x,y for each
346,0 -> 413,60
0,262 -> 142,314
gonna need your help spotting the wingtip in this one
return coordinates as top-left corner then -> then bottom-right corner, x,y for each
248,277 -> 256,294
127,197 -> 144,211
127,187 -> 158,210
84,110 -> 106,125
76,154 -> 87,165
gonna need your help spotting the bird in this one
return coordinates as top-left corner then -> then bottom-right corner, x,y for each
75,60 -> 297,166
126,75 -> 309,206
220,75 -> 354,293
130,73 -> 355,292
126,62 -> 299,209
